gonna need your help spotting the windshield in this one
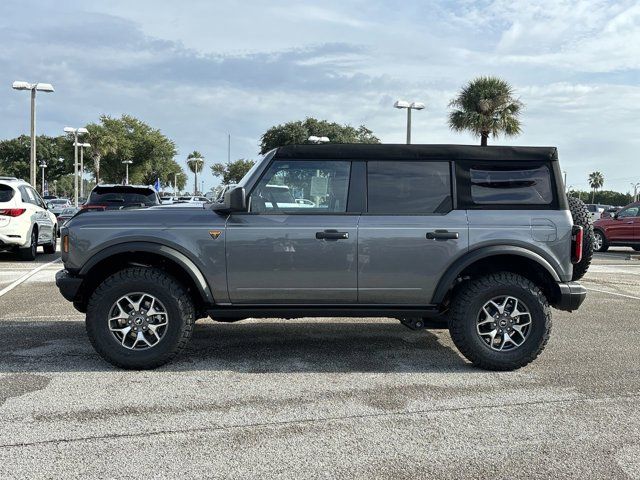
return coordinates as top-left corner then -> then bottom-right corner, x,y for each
89,187 -> 159,205
61,208 -> 78,215
50,199 -> 69,205
237,151 -> 273,188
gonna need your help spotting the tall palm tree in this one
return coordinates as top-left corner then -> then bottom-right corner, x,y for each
448,76 -> 524,146
588,171 -> 604,203
86,124 -> 117,185
186,151 -> 204,194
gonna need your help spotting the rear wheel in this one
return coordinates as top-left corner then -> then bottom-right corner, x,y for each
593,229 -> 608,252
86,267 -> 195,369
449,272 -> 551,371
18,228 -> 37,261
567,196 -> 593,280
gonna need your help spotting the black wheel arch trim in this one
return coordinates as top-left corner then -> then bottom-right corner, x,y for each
78,241 -> 215,304
431,244 -> 562,304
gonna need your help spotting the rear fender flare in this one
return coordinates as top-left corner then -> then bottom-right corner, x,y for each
431,245 -> 561,304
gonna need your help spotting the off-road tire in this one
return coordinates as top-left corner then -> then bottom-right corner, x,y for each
86,267 -> 195,369
449,272 -> 551,371
593,229 -> 609,253
567,196 -> 593,280
18,228 -> 37,261
43,227 -> 57,254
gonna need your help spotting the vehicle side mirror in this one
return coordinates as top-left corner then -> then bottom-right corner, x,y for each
212,187 -> 246,214
613,212 -> 619,220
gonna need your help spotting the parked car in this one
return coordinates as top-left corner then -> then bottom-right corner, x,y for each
593,202 -> 640,252
585,203 -> 604,222
47,198 -> 72,216
159,196 -> 175,205
43,195 -> 58,200
57,144 -> 591,371
82,185 -> 160,211
0,176 -> 58,260
57,207 -> 80,227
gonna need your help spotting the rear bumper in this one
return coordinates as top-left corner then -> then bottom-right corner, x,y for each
554,281 -> 587,312
0,232 -> 27,247
55,269 -> 83,302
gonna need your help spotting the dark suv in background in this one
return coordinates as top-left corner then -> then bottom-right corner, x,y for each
56,144 -> 592,371
82,185 -> 160,211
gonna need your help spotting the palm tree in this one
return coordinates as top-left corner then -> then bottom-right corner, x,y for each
86,124 -> 117,185
448,76 -> 524,146
186,151 -> 204,194
588,171 -> 604,203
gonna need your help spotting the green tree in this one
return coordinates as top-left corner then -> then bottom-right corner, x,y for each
259,117 -> 380,154
83,115 -> 182,188
448,76 -> 524,146
211,158 -> 255,184
588,171 -> 605,203
186,151 -> 205,194
569,189 -> 630,206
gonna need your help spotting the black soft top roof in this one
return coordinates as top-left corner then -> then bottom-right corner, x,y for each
273,144 -> 558,162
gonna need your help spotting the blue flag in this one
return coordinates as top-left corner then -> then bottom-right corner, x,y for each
154,178 -> 160,192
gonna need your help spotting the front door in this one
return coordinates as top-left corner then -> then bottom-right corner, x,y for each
608,205 -> 640,242
358,160 -> 468,304
226,159 -> 358,304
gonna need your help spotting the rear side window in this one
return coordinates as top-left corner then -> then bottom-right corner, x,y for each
470,165 -> 552,205
0,185 -> 14,202
367,161 -> 451,214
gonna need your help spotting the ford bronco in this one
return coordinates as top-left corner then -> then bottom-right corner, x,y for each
56,144 -> 592,370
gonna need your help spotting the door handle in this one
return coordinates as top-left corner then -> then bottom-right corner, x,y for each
426,230 -> 459,240
316,230 -> 349,240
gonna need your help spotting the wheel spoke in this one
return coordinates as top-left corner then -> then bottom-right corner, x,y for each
107,293 -> 169,351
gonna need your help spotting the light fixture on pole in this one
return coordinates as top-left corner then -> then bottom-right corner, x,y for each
394,100 -> 425,144
12,81 -> 54,187
307,136 -> 330,144
631,182 -> 640,202
74,142 -> 91,198
122,160 -> 133,185
39,161 -> 47,196
64,127 -> 88,206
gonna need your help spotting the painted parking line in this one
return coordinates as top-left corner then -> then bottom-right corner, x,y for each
583,286 -> 640,301
0,258 -> 61,298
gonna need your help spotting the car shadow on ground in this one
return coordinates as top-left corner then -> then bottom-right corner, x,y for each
0,319 -> 474,374
0,249 -> 60,263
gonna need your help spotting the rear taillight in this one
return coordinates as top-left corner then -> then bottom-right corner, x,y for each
0,208 -> 26,217
571,225 -> 583,264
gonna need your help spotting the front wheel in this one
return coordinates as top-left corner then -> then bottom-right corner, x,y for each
86,267 -> 195,369
449,272 -> 551,371
593,230 -> 608,252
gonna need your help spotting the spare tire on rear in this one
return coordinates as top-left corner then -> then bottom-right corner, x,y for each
567,196 -> 593,281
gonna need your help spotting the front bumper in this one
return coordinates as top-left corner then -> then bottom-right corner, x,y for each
554,281 -> 587,312
55,269 -> 83,302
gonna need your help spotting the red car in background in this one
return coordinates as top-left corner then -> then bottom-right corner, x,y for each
593,202 -> 640,252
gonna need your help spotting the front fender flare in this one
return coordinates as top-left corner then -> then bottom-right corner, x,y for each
78,241 -> 214,304
431,245 -> 561,304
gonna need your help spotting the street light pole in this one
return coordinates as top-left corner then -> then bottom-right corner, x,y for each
631,182 -> 640,202
122,160 -> 133,185
393,100 -> 425,144
74,142 -> 90,198
12,81 -> 55,186
64,127 -> 88,207
39,161 -> 47,196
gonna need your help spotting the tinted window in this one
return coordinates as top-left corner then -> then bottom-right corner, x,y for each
89,187 -> 159,205
250,160 -> 351,213
470,165 -> 552,205
0,185 -> 14,202
367,161 -> 451,214
19,186 -> 38,205
618,206 -> 639,218
50,199 -> 69,205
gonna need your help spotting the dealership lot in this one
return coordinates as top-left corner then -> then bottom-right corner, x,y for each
0,248 -> 639,479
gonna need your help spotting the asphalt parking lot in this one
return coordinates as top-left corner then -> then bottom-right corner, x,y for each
0,246 -> 639,479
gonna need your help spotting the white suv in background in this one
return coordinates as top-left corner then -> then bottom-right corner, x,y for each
0,177 -> 58,260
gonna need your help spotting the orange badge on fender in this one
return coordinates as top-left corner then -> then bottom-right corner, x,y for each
209,230 -> 222,239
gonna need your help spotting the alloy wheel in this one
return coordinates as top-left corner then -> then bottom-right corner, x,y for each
107,293 -> 169,350
476,295 -> 532,351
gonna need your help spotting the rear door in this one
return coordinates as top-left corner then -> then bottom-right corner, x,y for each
358,160 -> 469,304
24,186 -> 55,243
226,159 -> 358,304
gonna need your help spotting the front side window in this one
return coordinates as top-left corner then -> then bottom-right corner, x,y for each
618,206 -> 639,218
250,160 -> 351,213
367,161 -> 451,214
470,165 -> 552,205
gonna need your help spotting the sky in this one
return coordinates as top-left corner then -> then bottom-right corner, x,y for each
1,0 -> 639,193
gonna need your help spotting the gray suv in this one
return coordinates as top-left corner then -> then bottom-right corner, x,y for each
56,145 -> 590,371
